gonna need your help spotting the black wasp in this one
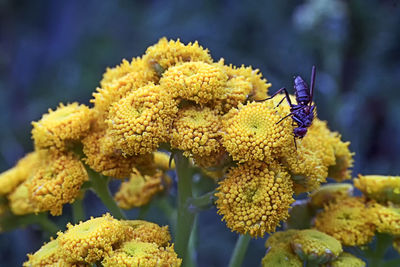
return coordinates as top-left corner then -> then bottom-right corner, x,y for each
258,66 -> 316,148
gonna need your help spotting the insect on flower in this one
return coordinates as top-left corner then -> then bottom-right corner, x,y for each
257,66 -> 317,148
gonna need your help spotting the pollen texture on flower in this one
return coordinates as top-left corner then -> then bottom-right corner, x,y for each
329,252 -> 366,267
160,61 -> 228,104
144,37 -> 212,71
354,175 -> 400,204
222,101 -> 293,163
58,213 -> 131,263
309,183 -> 353,208
115,168 -> 165,209
215,161 -> 294,237
369,202 -> 400,235
314,197 -> 376,246
107,83 -> 178,155
24,151 -> 88,216
31,103 -> 94,150
171,106 -> 222,158
261,246 -> 302,267
101,240 -> 181,267
290,229 -> 342,264
23,239 -> 64,267
123,220 -> 172,247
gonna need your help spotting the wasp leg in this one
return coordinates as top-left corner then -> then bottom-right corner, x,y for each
256,87 -> 294,108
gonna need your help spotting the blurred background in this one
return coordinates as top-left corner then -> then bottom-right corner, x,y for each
1,0 -> 400,266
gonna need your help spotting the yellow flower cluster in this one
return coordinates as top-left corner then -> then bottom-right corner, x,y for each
215,161 -> 294,237
314,197 -> 376,246
31,103 -> 94,151
171,106 -> 222,158
0,150 -> 88,216
369,202 -> 400,235
114,168 -> 168,209
263,229 -> 364,267
309,183 -> 353,208
354,175 -> 400,203
24,214 -> 181,266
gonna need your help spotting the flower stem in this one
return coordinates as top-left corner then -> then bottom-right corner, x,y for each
228,234 -> 251,267
174,151 -> 196,265
187,190 -> 216,213
86,166 -> 126,220
72,197 -> 85,223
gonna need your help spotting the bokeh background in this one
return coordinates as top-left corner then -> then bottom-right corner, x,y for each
1,0 -> 400,266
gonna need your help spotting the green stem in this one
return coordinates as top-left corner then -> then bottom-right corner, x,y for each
156,197 -> 177,233
366,233 -> 393,266
228,234 -> 251,267
187,190 -> 217,213
174,151 -> 196,265
35,213 -> 59,235
86,166 -> 126,220
72,197 -> 85,223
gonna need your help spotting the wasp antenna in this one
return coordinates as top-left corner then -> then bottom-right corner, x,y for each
309,65 -> 316,106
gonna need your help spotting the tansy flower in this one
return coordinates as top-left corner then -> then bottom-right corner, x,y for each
215,161 -> 294,237
310,183 -> 353,208
107,83 -> 178,156
144,37 -> 212,72
123,220 -> 172,247
215,59 -> 272,101
222,101 -> 293,163
25,151 -> 88,216
82,129 -> 140,179
265,229 -> 299,249
369,202 -> 400,235
31,103 -> 94,151
291,229 -> 342,264
0,151 -> 42,195
327,137 -> 353,182
261,246 -> 302,267
212,75 -> 253,114
115,168 -> 166,209
58,213 -> 132,263
8,182 -> 36,215
192,146 -> 228,169
23,239 -> 81,267
101,240 -> 181,267
354,175 -> 400,204
314,197 -> 376,246
327,252 -> 366,267
280,119 -> 337,194
93,57 -> 159,121
171,106 -> 222,158
160,61 -> 228,104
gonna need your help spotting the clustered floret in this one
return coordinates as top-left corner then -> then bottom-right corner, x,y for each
24,214 -> 181,266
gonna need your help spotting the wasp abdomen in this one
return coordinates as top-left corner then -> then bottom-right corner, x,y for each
294,76 -> 310,103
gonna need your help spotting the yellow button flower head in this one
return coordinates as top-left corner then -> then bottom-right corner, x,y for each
261,246 -> 302,267
31,103 -> 94,151
265,229 -> 299,249
212,75 -> 253,114
369,202 -> 400,235
144,37 -> 212,71
115,168 -> 165,209
160,61 -> 228,104
8,182 -> 36,215
291,229 -> 342,264
314,197 -> 376,246
215,161 -> 294,237
310,183 -> 353,208
222,101 -> 293,163
328,252 -> 366,267
58,213 -> 131,263
123,220 -> 172,247
171,106 -> 222,158
23,239 -> 74,267
354,175 -> 400,203
215,59 -> 272,102
328,136 -> 353,182
102,240 -> 182,267
93,57 -> 159,122
0,151 -> 42,195
107,83 -> 178,156
25,151 -> 88,216
280,119 -> 337,194
82,129 -> 140,178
